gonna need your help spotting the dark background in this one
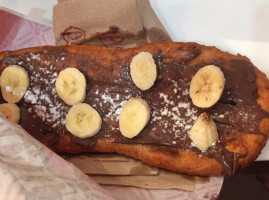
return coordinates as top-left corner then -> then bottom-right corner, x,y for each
218,161 -> 269,200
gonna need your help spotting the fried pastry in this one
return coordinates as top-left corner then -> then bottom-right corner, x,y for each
0,42 -> 268,176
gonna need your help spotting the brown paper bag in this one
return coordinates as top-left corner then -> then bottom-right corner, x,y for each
90,169 -> 196,191
64,153 -> 210,191
64,153 -> 159,175
53,0 -> 171,48
64,153 -> 201,191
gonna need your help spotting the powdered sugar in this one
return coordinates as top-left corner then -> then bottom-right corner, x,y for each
152,90 -> 197,141
191,142 -> 196,147
5,85 -> 24,97
25,87 -> 39,104
29,53 -> 41,61
44,60 -> 50,66
182,89 -> 189,96
5,86 -> 12,92
20,52 -> 201,149
23,61 -> 67,126
101,92 -> 131,121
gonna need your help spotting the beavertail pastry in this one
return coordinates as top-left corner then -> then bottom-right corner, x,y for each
0,42 -> 268,176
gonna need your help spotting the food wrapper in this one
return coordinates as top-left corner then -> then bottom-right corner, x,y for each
0,112 -> 114,200
63,153 -> 159,175
53,0 -> 171,48
0,9 -> 54,51
64,154 -> 197,191
0,8 -> 224,200
102,176 -> 222,200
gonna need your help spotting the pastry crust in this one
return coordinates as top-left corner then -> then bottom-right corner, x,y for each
0,42 -> 268,176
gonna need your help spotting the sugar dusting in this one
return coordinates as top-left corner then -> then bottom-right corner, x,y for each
22,53 -> 200,149
153,93 -> 197,137
5,85 -> 25,97
5,86 -> 12,92
21,53 -> 217,150
100,90 -> 132,121
151,79 -> 198,142
23,57 -> 66,126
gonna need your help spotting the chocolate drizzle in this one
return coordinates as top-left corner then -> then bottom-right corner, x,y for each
0,45 -> 268,176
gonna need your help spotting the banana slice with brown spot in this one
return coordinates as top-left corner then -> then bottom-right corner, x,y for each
189,65 -> 226,108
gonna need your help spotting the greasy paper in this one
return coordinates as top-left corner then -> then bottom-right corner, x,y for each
53,0 -> 171,48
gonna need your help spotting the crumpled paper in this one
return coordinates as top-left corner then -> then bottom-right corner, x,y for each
0,9 -> 54,51
0,112 -> 115,200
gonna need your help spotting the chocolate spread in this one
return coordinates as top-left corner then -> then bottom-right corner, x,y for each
0,46 -> 267,176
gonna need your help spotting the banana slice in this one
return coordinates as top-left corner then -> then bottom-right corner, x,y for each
189,113 -> 218,151
189,65 -> 225,108
66,103 -> 102,138
55,68 -> 86,105
0,65 -> 30,103
0,103 -> 20,123
119,97 -> 150,138
130,52 -> 157,91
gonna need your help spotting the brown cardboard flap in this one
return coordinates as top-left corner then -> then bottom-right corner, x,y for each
64,153 -> 158,175
194,176 -> 210,183
64,153 -> 196,191
90,169 -> 195,191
